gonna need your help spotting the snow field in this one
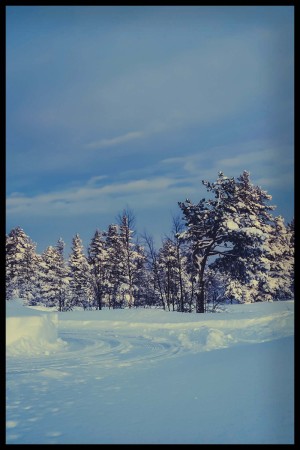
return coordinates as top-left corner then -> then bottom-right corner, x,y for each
6,300 -> 294,444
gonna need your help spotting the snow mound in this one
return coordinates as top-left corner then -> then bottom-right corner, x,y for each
6,299 -> 67,356
205,328 -> 235,350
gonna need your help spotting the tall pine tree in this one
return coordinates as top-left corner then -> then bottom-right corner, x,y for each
88,229 -> 108,310
178,171 -> 278,312
6,227 -> 39,304
69,234 -> 93,310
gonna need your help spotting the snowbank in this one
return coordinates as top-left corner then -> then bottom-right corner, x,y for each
58,300 -> 294,324
58,301 -> 294,352
6,299 -> 66,356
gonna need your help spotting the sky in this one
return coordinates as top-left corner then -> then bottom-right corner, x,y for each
6,5 -> 294,255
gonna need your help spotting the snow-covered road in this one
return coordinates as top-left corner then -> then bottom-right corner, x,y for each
6,301 -> 294,444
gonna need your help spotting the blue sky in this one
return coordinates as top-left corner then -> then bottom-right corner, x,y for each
6,6 -> 294,254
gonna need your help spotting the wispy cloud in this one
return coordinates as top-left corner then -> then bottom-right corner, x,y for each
85,131 -> 144,150
161,139 -> 294,190
6,175 -> 194,218
86,175 -> 108,186
7,137 -> 293,221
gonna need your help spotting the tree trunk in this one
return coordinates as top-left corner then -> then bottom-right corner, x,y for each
195,253 -> 209,313
176,245 -> 184,312
196,288 -> 205,313
98,294 -> 102,310
154,265 -> 166,310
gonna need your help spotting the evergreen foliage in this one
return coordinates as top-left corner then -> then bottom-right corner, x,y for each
6,227 -> 39,304
69,234 -> 93,309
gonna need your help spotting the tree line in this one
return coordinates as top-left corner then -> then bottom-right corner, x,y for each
6,171 -> 294,313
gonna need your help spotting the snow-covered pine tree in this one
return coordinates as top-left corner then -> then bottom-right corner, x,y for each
38,239 -> 70,310
210,171 -> 278,303
178,171 -> 278,311
69,234 -> 93,310
217,217 -> 294,303
178,172 -> 237,312
118,209 -> 140,308
130,243 -> 148,308
39,246 -> 63,308
105,224 -> 124,308
55,238 -> 71,311
256,216 -> 294,301
287,218 -> 295,295
157,239 -> 179,311
88,229 -> 108,310
6,232 -> 17,300
6,226 -> 39,304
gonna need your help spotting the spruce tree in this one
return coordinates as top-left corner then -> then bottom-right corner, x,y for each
118,211 -> 140,308
6,227 -> 39,304
39,246 -> 62,308
88,229 -> 108,310
105,225 -> 124,308
131,243 -> 147,308
257,216 -> 294,301
55,238 -> 71,311
69,234 -> 93,309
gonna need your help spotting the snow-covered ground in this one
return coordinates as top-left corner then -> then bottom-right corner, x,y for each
6,300 -> 294,444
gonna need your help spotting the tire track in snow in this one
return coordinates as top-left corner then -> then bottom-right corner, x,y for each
6,303 -> 294,378
6,328 -> 182,379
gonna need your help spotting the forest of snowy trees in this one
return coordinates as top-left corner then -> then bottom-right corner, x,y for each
6,171 -> 294,313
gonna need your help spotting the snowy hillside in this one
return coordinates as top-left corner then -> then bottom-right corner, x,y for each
6,300 -> 294,444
